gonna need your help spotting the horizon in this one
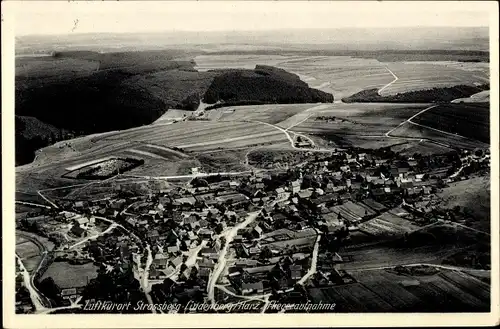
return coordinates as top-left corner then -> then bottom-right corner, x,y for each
11,1 -> 492,36
16,26 -> 490,38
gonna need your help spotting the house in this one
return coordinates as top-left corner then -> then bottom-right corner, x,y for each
198,267 -> 211,280
152,258 -> 169,270
289,265 -> 302,280
70,224 -> 85,238
147,230 -> 160,241
170,256 -> 183,268
74,216 -> 89,227
275,188 -> 287,199
200,247 -> 218,258
241,281 -> 264,295
290,180 -> 302,194
74,201 -> 88,209
297,189 -> 313,199
198,228 -> 213,239
199,259 -> 215,269
253,225 -> 263,238
167,246 -> 179,254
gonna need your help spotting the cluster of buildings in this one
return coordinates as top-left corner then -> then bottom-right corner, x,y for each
16,145 -> 490,312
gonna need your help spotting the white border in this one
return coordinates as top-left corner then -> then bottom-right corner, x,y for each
3,1 -> 499,328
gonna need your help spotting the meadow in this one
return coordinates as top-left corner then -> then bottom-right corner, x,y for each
312,267 -> 491,312
194,55 -> 489,100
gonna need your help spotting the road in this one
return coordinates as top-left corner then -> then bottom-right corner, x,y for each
15,201 -> 52,209
297,232 -> 321,285
69,223 -> 118,249
378,66 -> 399,95
207,196 -> 289,305
121,170 -> 254,181
16,255 -> 48,312
132,244 -> 156,313
384,105 -> 438,138
207,210 -> 262,305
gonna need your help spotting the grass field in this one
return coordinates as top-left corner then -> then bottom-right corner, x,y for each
389,122 -> 489,150
338,222 -> 483,271
16,231 -> 55,272
379,62 -> 489,96
411,103 -> 489,144
288,103 -> 431,145
194,55 -> 488,100
436,175 -> 490,232
358,212 -> 420,236
318,268 -> 491,312
204,103 -> 314,124
41,261 -> 99,289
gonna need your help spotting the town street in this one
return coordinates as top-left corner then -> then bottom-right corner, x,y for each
207,210 -> 261,305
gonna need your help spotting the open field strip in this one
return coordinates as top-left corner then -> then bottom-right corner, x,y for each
174,131 -> 282,149
125,149 -> 171,160
64,156 -> 116,171
141,144 -> 189,158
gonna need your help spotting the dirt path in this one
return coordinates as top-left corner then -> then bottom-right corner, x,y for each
378,66 -> 399,95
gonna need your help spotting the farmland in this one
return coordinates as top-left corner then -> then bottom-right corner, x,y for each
411,103 -> 490,144
436,176 -> 491,232
16,231 -> 55,272
329,201 -> 376,222
40,261 -> 99,289
203,103 -> 313,124
194,55 -> 489,101
310,267 -> 490,312
379,61 -> 489,96
389,122 -> 489,150
289,103 -> 431,136
358,212 -> 421,237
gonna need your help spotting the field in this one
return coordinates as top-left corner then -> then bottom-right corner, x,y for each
16,231 -> 55,272
15,119 -> 291,192
389,122 -> 489,150
64,158 -> 144,180
435,175 -> 490,232
41,261 -> 99,289
329,201 -> 376,222
338,221 -> 487,271
358,212 -> 421,236
194,55 -> 489,100
452,90 -> 490,103
310,268 -> 490,312
203,103 -> 313,124
289,103 -> 429,135
411,103 -> 490,144
379,61 -> 489,96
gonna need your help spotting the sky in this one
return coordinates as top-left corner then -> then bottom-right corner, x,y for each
10,1 -> 492,36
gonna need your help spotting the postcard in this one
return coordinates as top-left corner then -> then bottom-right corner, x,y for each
2,1 -> 499,327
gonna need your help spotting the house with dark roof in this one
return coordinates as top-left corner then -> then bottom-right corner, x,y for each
241,281 -> 264,295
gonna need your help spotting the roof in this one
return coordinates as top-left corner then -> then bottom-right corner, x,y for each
171,256 -> 183,267
242,281 -> 264,291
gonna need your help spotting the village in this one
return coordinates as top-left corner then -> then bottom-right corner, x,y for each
16,145 -> 490,313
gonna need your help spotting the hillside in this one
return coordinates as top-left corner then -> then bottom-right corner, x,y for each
342,84 -> 489,103
15,116 -> 75,166
16,52 -> 333,165
203,65 -> 334,105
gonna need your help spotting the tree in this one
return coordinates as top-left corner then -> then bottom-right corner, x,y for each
259,246 -> 273,261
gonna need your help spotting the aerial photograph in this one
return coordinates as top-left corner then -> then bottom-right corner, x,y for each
11,1 -> 493,315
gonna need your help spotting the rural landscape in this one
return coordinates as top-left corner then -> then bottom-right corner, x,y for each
13,19 -> 492,315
